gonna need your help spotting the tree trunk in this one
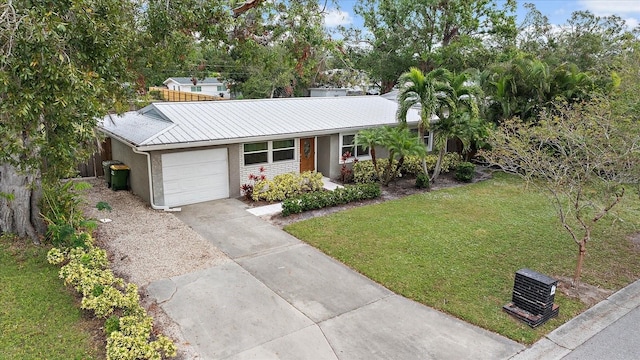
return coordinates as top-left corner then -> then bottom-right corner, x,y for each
418,126 -> 430,180
572,240 -> 587,288
0,163 -> 45,243
431,146 -> 446,183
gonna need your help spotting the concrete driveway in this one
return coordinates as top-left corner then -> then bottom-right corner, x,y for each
146,198 -> 524,359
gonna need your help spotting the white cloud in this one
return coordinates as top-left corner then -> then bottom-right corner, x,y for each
324,9 -> 353,27
625,17 -> 639,28
578,0 -> 640,15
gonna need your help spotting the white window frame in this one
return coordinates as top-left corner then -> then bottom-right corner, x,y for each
411,128 -> 434,152
243,139 -> 296,166
272,139 -> 296,163
217,85 -> 225,92
339,133 -> 371,163
190,85 -> 202,92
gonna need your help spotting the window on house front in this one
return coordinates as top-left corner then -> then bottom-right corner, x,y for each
411,128 -> 433,152
190,86 -> 202,92
217,85 -> 225,92
272,139 -> 295,162
340,133 -> 369,161
244,142 -> 268,165
243,139 -> 295,165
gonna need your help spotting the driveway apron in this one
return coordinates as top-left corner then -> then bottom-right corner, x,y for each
147,198 -> 524,359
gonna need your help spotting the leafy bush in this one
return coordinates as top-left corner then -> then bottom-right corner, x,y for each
439,153 -> 464,173
41,180 -> 97,246
49,237 -> 177,360
353,158 -> 392,184
149,90 -> 162,100
455,162 -> 476,182
355,154 -> 464,184
281,183 -> 381,216
399,156 -> 424,176
415,173 -> 430,189
44,182 -> 177,360
252,171 -> 324,202
400,154 -> 464,175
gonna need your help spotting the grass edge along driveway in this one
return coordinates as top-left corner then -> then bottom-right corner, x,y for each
285,172 -> 640,344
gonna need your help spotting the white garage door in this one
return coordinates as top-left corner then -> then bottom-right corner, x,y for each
162,148 -> 229,207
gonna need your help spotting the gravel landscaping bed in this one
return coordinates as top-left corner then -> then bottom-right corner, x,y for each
82,178 -> 230,359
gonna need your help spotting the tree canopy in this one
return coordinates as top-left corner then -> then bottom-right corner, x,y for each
0,0 -> 135,240
345,0 -> 517,92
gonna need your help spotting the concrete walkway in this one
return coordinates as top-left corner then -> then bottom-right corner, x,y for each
246,177 -> 342,217
147,198 -> 523,359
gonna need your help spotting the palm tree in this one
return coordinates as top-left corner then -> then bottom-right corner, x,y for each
355,127 -> 386,178
379,126 -> 427,186
397,67 -> 453,180
430,71 -> 483,181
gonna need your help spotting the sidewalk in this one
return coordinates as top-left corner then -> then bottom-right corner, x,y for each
510,279 -> 640,360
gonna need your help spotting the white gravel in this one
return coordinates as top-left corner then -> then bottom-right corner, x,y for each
81,177 -> 230,359
82,178 -> 229,287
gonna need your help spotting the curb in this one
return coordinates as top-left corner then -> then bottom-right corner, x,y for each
509,279 -> 640,360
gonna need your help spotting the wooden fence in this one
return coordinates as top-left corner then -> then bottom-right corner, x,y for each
149,87 -> 223,102
77,138 -> 112,178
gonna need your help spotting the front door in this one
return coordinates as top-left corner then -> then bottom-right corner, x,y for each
299,137 -> 315,172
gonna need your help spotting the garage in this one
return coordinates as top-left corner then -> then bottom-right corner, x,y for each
161,148 -> 229,207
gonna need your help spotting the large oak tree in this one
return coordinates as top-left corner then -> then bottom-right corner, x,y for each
0,0 -> 135,241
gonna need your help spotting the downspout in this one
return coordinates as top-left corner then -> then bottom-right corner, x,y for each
130,147 -> 181,212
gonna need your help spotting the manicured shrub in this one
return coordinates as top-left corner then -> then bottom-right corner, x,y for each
353,158 -> 392,184
49,237 -> 177,360
440,153 -> 464,173
281,183 -> 381,216
252,171 -> 324,202
415,173 -> 430,189
455,162 -> 476,182
355,153 -> 464,184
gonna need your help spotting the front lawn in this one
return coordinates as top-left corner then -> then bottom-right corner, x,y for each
285,172 -> 640,344
0,236 -> 102,359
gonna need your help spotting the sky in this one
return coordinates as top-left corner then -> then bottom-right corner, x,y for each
323,0 -> 640,30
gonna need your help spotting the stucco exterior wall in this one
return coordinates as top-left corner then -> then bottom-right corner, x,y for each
316,136 -> 332,178
327,134 -> 342,179
228,144 -> 241,198
110,139 -> 150,203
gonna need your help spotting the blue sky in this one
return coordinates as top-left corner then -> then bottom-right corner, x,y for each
324,0 -> 640,29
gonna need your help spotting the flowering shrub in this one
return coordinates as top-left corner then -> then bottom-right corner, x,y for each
241,166 -> 267,200
251,171 -> 324,202
339,151 -> 356,183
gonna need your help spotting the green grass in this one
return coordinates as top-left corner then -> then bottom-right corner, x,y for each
285,172 -> 640,344
0,236 -> 102,359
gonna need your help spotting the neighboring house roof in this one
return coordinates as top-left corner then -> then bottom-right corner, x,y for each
162,77 -> 224,86
99,96 -> 421,151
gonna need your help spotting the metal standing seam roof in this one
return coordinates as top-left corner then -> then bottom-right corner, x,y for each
99,96 -> 422,150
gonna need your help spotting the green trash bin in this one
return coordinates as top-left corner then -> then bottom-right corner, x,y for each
110,164 -> 130,191
102,160 -> 122,187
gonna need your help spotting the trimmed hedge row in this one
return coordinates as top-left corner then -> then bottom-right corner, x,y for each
281,183 -> 381,216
